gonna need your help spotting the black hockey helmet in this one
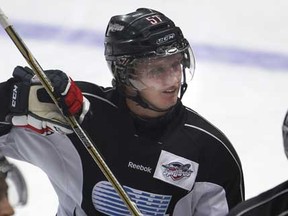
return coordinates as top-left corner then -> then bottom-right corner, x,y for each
105,8 -> 189,59
104,8 -> 195,110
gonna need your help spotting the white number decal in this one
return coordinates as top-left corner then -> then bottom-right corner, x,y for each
146,15 -> 162,25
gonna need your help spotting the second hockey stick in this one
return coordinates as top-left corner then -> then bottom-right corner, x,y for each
0,8 -> 142,216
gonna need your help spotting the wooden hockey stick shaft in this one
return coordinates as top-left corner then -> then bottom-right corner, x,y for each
0,8 -> 142,216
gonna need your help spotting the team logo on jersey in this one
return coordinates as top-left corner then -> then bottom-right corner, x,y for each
162,162 -> 192,181
153,150 -> 199,191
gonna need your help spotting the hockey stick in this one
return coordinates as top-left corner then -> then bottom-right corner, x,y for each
0,8 -> 143,216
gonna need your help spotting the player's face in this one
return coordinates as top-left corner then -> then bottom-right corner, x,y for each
0,178 -> 14,216
133,53 -> 182,110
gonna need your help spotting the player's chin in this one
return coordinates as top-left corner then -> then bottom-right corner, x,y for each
158,97 -> 178,110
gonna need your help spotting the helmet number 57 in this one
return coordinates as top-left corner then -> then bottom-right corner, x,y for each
146,15 -> 162,25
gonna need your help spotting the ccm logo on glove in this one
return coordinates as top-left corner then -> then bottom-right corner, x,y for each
11,85 -> 18,108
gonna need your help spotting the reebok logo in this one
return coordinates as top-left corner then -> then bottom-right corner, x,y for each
11,85 -> 18,107
128,161 -> 152,173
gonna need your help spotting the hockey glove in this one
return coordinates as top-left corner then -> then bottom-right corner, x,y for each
6,66 -> 88,135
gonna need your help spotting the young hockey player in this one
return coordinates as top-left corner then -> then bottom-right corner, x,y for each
0,8 -> 244,215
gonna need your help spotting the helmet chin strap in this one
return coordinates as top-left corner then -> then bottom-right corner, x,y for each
179,82 -> 187,100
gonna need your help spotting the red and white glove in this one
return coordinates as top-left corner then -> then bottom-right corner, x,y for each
7,66 -> 89,135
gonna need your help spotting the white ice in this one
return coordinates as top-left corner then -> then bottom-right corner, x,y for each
0,0 -> 288,215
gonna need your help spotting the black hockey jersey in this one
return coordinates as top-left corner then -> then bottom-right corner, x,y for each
0,81 -> 245,216
228,180 -> 288,216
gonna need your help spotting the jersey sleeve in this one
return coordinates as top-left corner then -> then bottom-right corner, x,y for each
0,127 -> 85,215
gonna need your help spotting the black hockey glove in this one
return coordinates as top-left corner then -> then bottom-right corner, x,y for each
0,80 -> 14,136
5,66 -> 89,135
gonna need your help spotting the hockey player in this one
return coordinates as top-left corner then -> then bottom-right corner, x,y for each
227,110 -> 288,215
0,153 -> 28,216
0,8 -> 244,215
